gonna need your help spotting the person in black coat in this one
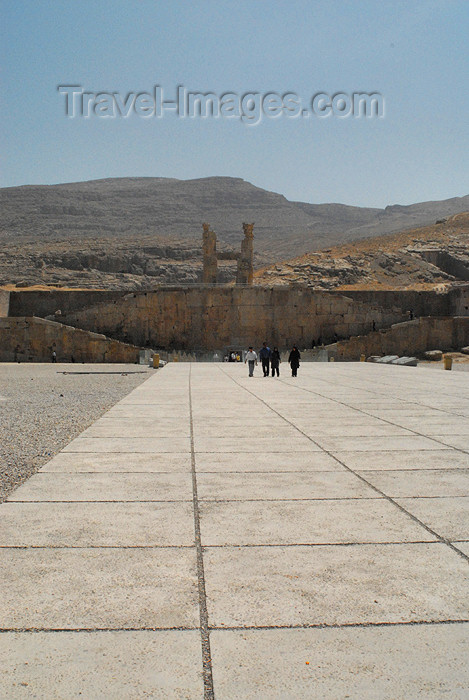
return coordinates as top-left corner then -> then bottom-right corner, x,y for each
270,347 -> 281,377
288,345 -> 301,377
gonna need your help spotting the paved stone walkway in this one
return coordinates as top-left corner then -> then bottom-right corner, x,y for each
1,362 -> 468,698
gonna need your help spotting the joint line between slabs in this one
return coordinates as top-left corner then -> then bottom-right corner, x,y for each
0,540 -> 448,551
1,620 -> 469,634
208,618 -> 469,631
218,367 -> 469,564
0,626 -> 199,633
189,364 -> 215,700
210,618 -> 469,631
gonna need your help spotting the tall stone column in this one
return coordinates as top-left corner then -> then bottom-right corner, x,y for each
202,223 -> 217,284
236,222 -> 254,284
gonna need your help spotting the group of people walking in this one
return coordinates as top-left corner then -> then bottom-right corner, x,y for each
244,343 -> 301,377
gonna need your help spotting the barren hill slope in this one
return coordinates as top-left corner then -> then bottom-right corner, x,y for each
255,213 -> 469,290
1,177 -> 468,288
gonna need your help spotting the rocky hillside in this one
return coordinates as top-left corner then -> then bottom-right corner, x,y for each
1,177 -> 468,288
255,213 -> 469,290
0,236 -> 240,289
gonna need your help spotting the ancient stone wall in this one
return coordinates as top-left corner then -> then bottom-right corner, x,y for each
8,290 -> 126,318
451,285 -> 469,316
58,286 -> 407,352
0,290 -> 10,317
0,317 -> 142,363
330,316 -> 469,361
418,251 -> 469,281
338,289 -> 454,317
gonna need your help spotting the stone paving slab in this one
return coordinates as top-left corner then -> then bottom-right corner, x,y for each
209,625 -> 469,700
0,502 -> 195,546
81,423 -> 191,437
199,499 -> 435,546
301,423 -> 414,437
107,405 -> 190,417
389,416 -> 469,432
369,408 -> 459,419
359,469 -> 469,497
191,406 -> 273,417
7,473 -> 193,501
396,497 -> 469,540
204,543 -> 469,627
62,436 -> 191,453
116,398 -> 189,406
334,449 -> 469,470
93,415 -> 189,426
285,415 -> 391,427
313,435 -> 449,452
196,471 -> 379,500
195,451 -> 345,472
456,542 -> 469,556
193,436 -> 321,452
192,424 -> 299,438
41,452 -> 192,472
431,435 -> 469,450
0,631 -> 204,699
0,548 -> 199,629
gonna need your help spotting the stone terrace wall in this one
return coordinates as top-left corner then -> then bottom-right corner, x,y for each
338,289 -> 454,317
451,285 -> 469,316
9,286 -> 467,322
0,290 -> 10,317
0,317 -> 143,363
418,252 -> 469,281
8,290 -> 127,319
330,317 -> 469,361
59,286 -> 408,351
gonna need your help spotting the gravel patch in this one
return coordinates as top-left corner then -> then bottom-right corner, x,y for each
0,363 -> 152,502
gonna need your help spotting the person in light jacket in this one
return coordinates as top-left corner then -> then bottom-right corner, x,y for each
244,346 -> 258,377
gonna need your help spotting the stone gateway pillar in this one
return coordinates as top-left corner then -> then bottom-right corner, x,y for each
236,222 -> 254,285
202,223 -> 218,284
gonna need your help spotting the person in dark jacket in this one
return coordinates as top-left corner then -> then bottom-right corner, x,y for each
270,347 -> 281,377
288,345 -> 301,377
259,342 -> 271,377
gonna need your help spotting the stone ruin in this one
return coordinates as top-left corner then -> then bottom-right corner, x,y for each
202,223 -> 218,284
237,223 -> 254,284
202,222 -> 254,284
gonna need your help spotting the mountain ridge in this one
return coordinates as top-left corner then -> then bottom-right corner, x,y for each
1,176 -> 468,288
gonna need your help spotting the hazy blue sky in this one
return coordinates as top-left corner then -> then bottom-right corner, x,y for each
1,0 -> 468,206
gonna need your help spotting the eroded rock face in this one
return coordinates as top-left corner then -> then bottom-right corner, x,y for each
0,241 -> 240,289
255,214 -> 469,291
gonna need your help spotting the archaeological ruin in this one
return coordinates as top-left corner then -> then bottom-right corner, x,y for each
0,220 -> 468,362
202,222 -> 254,285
